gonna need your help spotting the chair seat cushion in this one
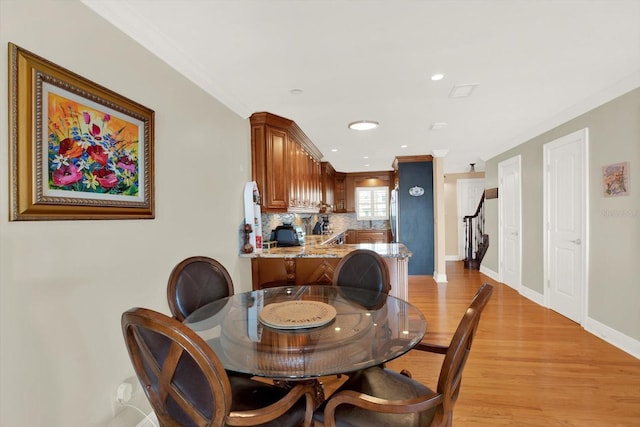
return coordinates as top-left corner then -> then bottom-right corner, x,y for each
229,376 -> 308,427
313,366 -> 437,427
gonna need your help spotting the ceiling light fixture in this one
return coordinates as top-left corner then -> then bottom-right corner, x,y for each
431,73 -> 444,81
331,148 -> 338,152
348,120 -> 379,131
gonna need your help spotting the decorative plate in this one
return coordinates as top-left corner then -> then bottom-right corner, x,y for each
409,186 -> 425,197
259,301 -> 337,329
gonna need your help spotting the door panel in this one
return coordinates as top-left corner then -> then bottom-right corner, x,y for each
499,156 -> 521,290
545,129 -> 587,323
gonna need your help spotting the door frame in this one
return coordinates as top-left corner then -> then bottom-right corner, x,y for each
456,178 -> 486,260
498,155 -> 522,292
543,128 -> 589,324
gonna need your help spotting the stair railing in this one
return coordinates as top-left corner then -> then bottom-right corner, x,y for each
463,193 -> 485,268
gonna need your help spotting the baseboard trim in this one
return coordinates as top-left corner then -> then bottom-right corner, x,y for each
584,316 -> 640,359
445,255 -> 462,261
520,286 -> 545,305
433,271 -> 448,283
479,265 -> 499,282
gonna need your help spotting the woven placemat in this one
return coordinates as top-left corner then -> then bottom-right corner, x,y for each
259,301 -> 337,329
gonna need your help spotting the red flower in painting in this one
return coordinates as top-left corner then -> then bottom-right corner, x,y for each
59,138 -> 83,158
89,123 -> 102,140
94,168 -> 118,189
87,145 -> 108,165
52,164 -> 82,186
117,156 -> 136,173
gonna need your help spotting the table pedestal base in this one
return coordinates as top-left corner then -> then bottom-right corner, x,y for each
273,378 -> 325,409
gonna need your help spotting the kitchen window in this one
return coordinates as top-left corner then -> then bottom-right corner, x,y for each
356,186 -> 389,221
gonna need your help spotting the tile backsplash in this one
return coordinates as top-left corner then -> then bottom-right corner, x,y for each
261,212 -> 389,242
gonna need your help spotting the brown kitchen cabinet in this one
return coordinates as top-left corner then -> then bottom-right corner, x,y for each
251,257 -> 341,289
334,172 -> 346,212
288,122 -> 322,211
345,230 -> 357,244
250,112 -> 323,213
343,229 -> 389,244
354,229 -> 389,244
320,162 -> 335,212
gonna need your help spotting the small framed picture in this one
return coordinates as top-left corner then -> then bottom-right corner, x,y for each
602,162 -> 630,197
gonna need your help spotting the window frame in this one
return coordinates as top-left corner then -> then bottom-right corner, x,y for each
355,186 -> 390,221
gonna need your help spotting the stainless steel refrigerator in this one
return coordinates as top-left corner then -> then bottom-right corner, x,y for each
390,186 -> 399,243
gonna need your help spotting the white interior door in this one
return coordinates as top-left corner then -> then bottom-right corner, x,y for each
544,129 -> 587,324
499,156 -> 521,291
457,178 -> 486,260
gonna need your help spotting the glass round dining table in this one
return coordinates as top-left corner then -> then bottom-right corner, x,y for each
183,285 -> 427,380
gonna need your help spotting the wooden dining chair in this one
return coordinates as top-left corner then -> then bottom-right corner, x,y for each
332,249 -> 391,299
313,283 -> 494,427
167,256 -> 234,322
122,307 -> 316,427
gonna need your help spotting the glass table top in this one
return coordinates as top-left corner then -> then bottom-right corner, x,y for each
184,285 -> 427,380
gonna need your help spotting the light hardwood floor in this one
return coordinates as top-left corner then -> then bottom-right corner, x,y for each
324,261 -> 640,426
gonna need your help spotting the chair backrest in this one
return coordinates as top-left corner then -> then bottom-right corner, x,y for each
332,249 -> 391,295
167,256 -> 234,321
122,307 -> 232,427
436,283 -> 494,425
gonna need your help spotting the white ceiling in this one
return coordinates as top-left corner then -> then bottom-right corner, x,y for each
83,0 -> 640,173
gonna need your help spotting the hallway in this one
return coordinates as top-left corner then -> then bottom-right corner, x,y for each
384,262 -> 640,426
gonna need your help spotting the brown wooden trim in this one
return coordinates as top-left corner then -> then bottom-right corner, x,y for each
392,155 -> 433,169
485,187 -> 498,199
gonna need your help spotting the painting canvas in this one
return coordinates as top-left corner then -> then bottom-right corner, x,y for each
43,87 -> 146,202
602,162 -> 630,197
9,43 -> 154,220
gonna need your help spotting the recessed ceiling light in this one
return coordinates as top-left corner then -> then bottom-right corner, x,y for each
431,73 -> 444,81
363,156 -> 369,159
430,122 -> 448,130
331,148 -> 338,152
364,164 -> 370,167
348,120 -> 379,131
289,88 -> 303,95
400,144 -> 408,148
449,84 -> 478,98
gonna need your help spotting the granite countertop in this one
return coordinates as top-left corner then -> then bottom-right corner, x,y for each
241,229 -> 411,259
303,231 -> 344,246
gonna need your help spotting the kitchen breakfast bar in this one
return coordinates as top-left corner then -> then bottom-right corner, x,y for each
240,231 -> 412,301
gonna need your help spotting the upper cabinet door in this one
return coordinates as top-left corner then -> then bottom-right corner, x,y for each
264,126 -> 289,210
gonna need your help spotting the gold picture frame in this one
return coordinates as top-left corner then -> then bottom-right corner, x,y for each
8,42 -> 155,220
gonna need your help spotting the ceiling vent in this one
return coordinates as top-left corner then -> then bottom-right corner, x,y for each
449,84 -> 478,98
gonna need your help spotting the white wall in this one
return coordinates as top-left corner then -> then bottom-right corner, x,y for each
0,1 -> 253,425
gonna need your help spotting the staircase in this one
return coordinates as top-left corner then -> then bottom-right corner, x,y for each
463,193 -> 488,270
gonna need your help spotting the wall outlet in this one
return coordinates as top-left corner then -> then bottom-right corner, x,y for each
116,382 -> 133,403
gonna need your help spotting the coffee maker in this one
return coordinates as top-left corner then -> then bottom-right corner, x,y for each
321,215 -> 330,234
269,215 -> 305,246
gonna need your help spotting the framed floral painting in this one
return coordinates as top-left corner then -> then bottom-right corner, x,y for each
8,43 -> 154,220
